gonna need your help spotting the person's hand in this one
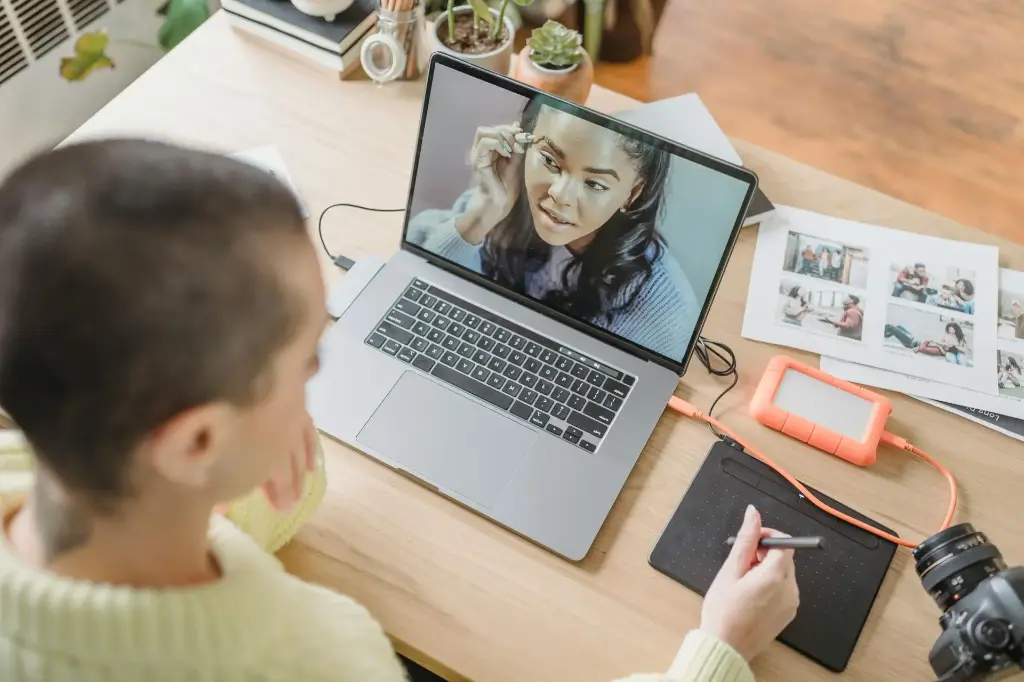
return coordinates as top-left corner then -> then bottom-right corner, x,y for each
700,505 -> 800,662
456,122 -> 531,244
261,412 -> 318,511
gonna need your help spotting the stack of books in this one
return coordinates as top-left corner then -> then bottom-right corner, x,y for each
222,0 -> 377,78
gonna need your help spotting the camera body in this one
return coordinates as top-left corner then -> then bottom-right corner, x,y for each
914,524 -> 1024,682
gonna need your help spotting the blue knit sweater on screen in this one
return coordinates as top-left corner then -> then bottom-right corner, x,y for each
407,191 -> 698,360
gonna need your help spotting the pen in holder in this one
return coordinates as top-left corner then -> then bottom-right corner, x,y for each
360,1 -> 426,84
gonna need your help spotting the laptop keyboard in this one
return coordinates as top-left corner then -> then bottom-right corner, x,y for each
364,278 -> 636,453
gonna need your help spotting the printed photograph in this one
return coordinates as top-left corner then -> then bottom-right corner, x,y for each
997,350 -> 1024,400
883,304 -> 974,367
889,262 -> 977,315
775,280 -> 865,341
998,289 -> 1024,341
781,231 -> 869,288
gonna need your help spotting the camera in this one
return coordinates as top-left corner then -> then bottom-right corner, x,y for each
914,523 -> 1024,681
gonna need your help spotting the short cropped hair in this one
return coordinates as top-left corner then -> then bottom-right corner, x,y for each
0,140 -> 306,504
848,294 -> 860,305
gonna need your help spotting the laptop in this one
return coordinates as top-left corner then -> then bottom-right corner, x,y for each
308,53 -> 757,561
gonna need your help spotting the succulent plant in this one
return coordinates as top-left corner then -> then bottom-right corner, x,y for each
528,21 -> 584,69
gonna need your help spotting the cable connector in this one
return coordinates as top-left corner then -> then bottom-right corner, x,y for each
880,431 -> 911,451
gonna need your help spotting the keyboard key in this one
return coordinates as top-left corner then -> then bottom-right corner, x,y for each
520,389 -> 538,405
473,350 -> 491,365
588,386 -> 607,403
510,401 -> 533,421
520,372 -> 538,388
432,317 -> 450,331
456,358 -> 474,374
536,380 -> 554,396
397,347 -> 415,363
421,294 -> 437,307
449,322 -> 466,337
418,309 -> 436,323
562,429 -> 581,445
427,329 -> 444,343
458,342 -> 475,358
426,344 -> 443,359
413,321 -> 431,337
568,395 -> 586,411
587,370 -> 605,387
403,288 -> 423,302
412,279 -> 428,290
479,321 -> 497,336
568,411 -> 607,439
540,349 -> 558,365
431,364 -> 512,411
463,330 -> 480,344
494,329 -> 512,343
583,401 -> 615,425
603,379 -> 630,399
434,301 -> 451,315
412,337 -> 429,353
478,337 -> 496,351
555,356 -> 573,371
472,366 -> 490,383
394,299 -> 421,316
536,396 -> 555,412
524,358 -> 542,373
449,308 -> 466,322
366,333 -> 386,348
570,363 -> 589,379
502,365 -> 523,381
578,440 -> 596,452
552,404 -> 571,421
623,375 -> 636,386
552,387 -> 571,403
502,382 -> 522,398
571,379 -> 588,395
442,335 -> 460,351
384,309 -> 414,331
539,365 -> 557,380
493,344 -> 511,359
525,342 -> 541,357
529,411 -> 549,428
378,322 -> 413,345
487,374 -> 506,391
604,394 -> 623,411
488,357 -> 507,373
441,351 -> 459,366
382,340 -> 401,355
555,372 -> 573,388
509,351 -> 526,366
545,424 -> 563,437
566,426 -> 584,439
412,354 -> 436,372
464,314 -> 481,329
510,335 -> 527,350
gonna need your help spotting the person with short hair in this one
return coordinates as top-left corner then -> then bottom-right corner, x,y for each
824,294 -> 863,340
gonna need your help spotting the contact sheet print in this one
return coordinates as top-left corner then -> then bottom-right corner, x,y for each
741,206 -> 1000,393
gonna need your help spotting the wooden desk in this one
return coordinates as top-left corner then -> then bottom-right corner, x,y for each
66,14 -> 1024,682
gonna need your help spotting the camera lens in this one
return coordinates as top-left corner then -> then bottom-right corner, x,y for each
913,523 -> 1007,612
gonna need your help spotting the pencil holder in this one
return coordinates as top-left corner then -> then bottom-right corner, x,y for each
360,4 -> 426,84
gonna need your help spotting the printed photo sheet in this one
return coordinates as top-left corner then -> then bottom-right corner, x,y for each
821,268 -> 1024,417
741,206 -> 1000,393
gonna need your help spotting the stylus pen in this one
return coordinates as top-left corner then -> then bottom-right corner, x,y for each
725,536 -> 824,550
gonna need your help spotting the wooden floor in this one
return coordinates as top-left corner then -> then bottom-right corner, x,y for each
593,0 -> 1024,245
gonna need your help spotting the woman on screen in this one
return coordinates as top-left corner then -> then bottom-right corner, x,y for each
407,99 -> 698,361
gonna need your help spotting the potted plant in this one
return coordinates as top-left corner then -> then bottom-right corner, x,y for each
513,20 -> 593,103
429,0 -> 531,74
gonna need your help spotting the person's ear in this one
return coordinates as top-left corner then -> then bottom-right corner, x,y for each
145,403 -> 233,489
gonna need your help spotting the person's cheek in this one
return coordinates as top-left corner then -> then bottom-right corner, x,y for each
576,188 -> 625,237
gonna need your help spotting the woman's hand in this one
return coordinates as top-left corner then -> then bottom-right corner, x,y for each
456,123 -> 530,244
261,412 -> 319,512
700,505 -> 800,662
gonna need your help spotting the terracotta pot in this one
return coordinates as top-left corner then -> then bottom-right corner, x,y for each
429,6 -> 515,75
513,48 -> 593,103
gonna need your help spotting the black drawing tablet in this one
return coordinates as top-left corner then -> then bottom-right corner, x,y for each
649,440 -> 898,672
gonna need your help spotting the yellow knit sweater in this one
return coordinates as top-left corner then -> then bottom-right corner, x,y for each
0,429 -> 752,682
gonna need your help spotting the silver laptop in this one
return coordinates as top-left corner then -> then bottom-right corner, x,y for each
308,54 -> 757,561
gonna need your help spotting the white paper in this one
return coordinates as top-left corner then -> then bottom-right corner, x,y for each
613,94 -> 742,166
821,268 -> 1024,416
741,206 -> 1000,393
230,145 -> 308,219
917,399 -> 1024,443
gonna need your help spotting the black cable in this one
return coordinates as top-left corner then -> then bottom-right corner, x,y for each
318,202 -> 404,262
692,335 -> 738,438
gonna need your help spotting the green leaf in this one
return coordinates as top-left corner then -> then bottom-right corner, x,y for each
510,0 -> 533,7
59,31 -> 115,82
467,0 -> 495,24
157,0 -> 210,51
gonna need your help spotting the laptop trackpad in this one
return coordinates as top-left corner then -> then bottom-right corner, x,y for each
358,371 -> 535,508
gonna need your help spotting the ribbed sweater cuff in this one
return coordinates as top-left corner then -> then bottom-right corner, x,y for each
667,630 -> 754,682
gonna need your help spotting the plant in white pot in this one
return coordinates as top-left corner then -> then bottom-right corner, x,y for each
513,20 -> 593,103
430,0 -> 533,74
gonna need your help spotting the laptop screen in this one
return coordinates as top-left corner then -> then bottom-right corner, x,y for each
403,59 -> 755,367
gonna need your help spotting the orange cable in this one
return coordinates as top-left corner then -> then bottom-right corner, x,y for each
667,396 -> 959,549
